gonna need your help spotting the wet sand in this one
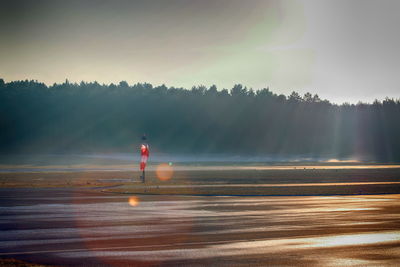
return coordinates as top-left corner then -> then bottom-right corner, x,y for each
1,167 -> 400,266
1,188 -> 400,266
1,166 -> 400,193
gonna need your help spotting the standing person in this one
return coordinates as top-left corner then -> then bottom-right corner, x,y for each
140,134 -> 150,183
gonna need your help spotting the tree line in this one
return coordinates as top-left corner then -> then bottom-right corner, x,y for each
0,78 -> 399,161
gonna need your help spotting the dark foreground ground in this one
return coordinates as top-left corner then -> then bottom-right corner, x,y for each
1,166 -> 400,266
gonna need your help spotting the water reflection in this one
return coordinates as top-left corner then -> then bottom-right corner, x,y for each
1,190 -> 400,266
73,194 -> 400,265
309,231 -> 400,247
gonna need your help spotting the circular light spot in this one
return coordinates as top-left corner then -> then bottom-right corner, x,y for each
128,196 -> 139,206
156,163 -> 174,181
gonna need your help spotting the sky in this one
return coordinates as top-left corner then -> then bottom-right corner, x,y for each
0,0 -> 399,104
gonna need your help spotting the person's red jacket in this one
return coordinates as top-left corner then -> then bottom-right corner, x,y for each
141,144 -> 149,157
140,144 -> 149,171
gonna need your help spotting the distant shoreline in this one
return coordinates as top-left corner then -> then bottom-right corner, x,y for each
1,163 -> 400,173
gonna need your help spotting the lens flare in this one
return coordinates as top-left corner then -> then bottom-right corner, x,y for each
156,163 -> 174,181
128,196 -> 139,207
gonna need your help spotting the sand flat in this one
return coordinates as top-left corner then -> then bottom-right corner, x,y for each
1,188 -> 400,266
1,166 -> 400,266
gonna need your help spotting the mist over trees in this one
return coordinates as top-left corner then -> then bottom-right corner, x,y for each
0,78 -> 399,161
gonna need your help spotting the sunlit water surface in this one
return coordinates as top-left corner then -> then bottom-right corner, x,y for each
0,189 -> 399,266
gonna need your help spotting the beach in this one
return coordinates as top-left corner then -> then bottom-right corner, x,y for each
1,165 -> 400,266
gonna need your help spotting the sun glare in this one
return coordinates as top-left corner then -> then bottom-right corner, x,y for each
128,196 -> 139,207
156,163 -> 174,181
325,158 -> 359,163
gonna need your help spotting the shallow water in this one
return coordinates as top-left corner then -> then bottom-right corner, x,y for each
0,188 -> 400,266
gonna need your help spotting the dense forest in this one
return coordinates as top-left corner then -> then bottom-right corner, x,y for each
0,79 -> 399,161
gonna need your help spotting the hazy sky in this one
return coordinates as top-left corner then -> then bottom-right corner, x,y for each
1,0 -> 399,103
